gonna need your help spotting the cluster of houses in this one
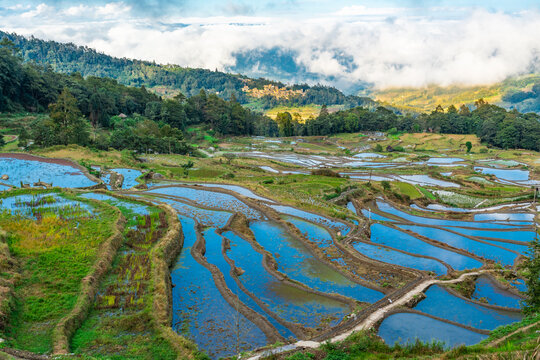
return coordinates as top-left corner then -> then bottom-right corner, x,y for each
242,84 -> 304,99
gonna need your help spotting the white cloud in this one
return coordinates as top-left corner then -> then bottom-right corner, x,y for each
20,3 -> 51,18
63,5 -> 90,17
2,3 -> 540,90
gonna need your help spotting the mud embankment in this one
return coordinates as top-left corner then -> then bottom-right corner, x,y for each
190,223 -> 284,344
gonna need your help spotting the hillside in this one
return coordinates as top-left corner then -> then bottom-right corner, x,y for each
371,74 -> 540,113
0,31 -> 375,111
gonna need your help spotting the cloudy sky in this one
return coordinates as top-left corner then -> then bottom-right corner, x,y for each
1,0 -> 539,90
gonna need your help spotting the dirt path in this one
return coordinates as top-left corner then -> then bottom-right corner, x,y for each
330,271 -> 485,343
246,271 -> 486,359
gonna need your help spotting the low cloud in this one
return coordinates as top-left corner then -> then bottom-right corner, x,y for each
2,2 -> 540,90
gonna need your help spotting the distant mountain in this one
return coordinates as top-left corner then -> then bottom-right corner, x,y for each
0,30 -> 375,111
370,74 -> 540,113
228,47 -> 371,95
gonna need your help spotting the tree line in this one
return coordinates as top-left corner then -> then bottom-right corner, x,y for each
274,101 -> 540,151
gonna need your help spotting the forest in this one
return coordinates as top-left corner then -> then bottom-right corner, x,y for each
2,36 -> 540,152
0,31 -> 374,109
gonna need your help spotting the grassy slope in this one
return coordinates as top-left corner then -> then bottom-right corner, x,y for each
371,74 -> 540,113
0,190 -> 117,354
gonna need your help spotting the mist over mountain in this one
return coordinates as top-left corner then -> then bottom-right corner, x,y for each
229,47 -> 371,95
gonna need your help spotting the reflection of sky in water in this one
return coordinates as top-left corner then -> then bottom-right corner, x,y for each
378,312 -> 487,349
0,193 -> 93,219
251,220 -> 383,303
474,167 -> 529,181
270,204 -> 351,235
416,285 -> 522,330
399,225 -> 518,266
78,193 -> 150,215
171,217 -> 267,359
0,157 -> 96,188
370,224 -> 482,271
224,230 -> 349,330
472,275 -> 522,309
353,242 -> 447,275
148,186 -> 263,219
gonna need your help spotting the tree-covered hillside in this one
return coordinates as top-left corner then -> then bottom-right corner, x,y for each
0,31 -> 375,110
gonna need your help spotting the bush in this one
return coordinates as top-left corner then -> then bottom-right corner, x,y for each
374,144 -> 383,152
262,179 -> 274,184
311,169 -> 341,177
381,181 -> 391,190
221,172 -> 235,179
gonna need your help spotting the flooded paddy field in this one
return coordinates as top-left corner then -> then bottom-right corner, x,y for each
0,146 -> 536,359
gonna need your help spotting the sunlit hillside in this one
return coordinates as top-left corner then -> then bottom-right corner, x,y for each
372,74 -> 540,113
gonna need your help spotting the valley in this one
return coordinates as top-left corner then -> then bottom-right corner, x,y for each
0,130 -> 537,359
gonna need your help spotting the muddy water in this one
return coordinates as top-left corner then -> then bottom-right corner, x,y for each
378,312 -> 487,348
415,285 -> 522,330
223,231 -> 349,331
171,217 -> 268,359
250,221 -> 383,303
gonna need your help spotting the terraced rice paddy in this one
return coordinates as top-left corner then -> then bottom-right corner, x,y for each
0,152 -> 535,359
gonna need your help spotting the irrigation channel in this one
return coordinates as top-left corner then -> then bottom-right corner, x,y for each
0,153 -> 536,359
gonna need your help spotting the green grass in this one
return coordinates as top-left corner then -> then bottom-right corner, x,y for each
391,182 -> 422,199
417,186 -> 436,200
0,190 -> 117,354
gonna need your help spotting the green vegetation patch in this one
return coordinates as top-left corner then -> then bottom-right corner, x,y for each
0,190 -> 117,354
71,202 -> 176,359
391,182 -> 422,200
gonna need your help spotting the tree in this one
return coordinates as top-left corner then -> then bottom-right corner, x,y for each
276,112 -> 294,137
522,232 -> 540,315
181,160 -> 194,176
465,141 -> 472,153
48,88 -> 89,145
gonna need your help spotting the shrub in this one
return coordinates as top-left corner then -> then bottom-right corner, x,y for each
311,169 -> 341,177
